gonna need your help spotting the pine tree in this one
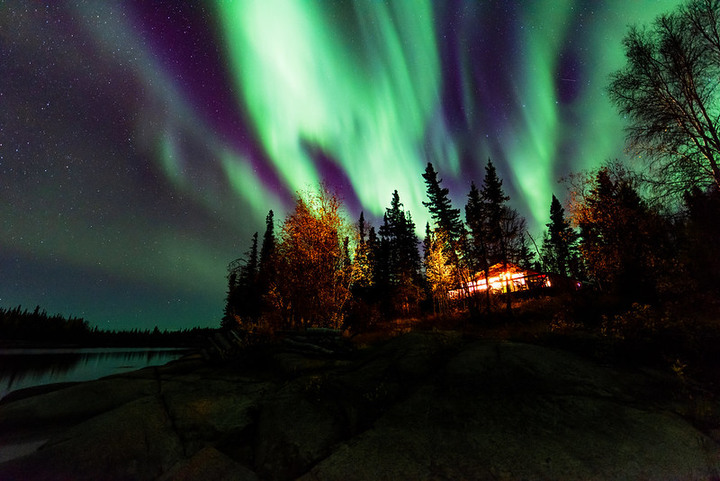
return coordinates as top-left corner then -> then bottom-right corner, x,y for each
515,232 -> 535,270
259,210 -> 275,272
465,181 -> 488,275
422,163 -> 469,306
478,158 -> 523,311
351,212 -> 374,289
421,163 -> 463,241
465,181 -> 492,311
480,158 -> 509,264
222,232 -> 260,328
573,165 -> 668,302
378,190 -> 423,315
423,222 -> 433,261
257,210 -> 276,304
358,211 -> 367,243
244,232 -> 259,284
541,195 -> 579,278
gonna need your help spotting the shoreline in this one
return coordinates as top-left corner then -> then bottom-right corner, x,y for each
0,348 -> 198,404
0,333 -> 717,480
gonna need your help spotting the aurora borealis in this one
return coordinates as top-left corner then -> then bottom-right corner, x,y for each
1,1 -> 680,330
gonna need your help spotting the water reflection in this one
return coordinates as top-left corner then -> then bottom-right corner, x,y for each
0,348 -> 190,400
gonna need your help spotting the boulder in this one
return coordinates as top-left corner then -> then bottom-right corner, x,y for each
300,340 -> 720,481
0,396 -> 184,481
161,376 -> 272,455
0,334 -> 718,480
0,376 -> 156,434
159,446 -> 258,481
254,380 -> 348,481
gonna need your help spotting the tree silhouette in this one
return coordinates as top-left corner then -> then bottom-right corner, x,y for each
422,162 -> 469,305
259,210 -> 275,277
222,232 -> 260,329
479,159 -> 509,264
378,190 -> 423,315
609,0 -> 720,195
478,158 -> 521,311
465,181 -> 492,311
257,210 -> 277,312
541,194 -> 581,279
571,165 -> 671,303
422,162 -> 464,242
681,186 -> 720,296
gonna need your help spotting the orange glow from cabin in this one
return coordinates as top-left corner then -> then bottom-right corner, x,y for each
448,264 -> 552,299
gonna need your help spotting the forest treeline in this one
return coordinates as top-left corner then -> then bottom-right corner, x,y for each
0,305 -> 214,347
222,158 -> 719,335
223,0 -> 720,377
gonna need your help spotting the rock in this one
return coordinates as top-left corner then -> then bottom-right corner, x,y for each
0,381 -> 80,404
0,376 -> 156,434
0,333 -> 718,480
161,376 -> 271,455
0,396 -> 184,481
159,446 -> 258,481
254,380 -> 348,481
300,340 -> 720,481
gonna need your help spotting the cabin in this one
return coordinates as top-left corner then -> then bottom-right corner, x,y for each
448,262 -> 553,299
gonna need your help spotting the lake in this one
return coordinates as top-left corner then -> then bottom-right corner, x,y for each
0,347 -> 192,401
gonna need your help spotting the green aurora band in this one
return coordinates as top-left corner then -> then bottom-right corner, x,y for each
217,0 -> 679,235
218,0 -> 444,229
0,1 -> 683,329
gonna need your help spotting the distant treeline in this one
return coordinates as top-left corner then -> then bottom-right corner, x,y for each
0,305 -> 214,347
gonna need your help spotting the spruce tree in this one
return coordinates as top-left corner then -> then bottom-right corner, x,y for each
258,210 -> 276,295
479,158 -> 522,312
465,181 -> 488,274
223,232 -> 260,328
358,211 -> 367,243
259,210 -> 275,270
379,191 -> 422,284
244,232 -> 259,284
465,181 -> 492,311
351,212 -> 374,290
378,190 -> 423,314
421,162 -> 463,241
221,271 -> 239,329
422,163 -> 469,306
541,195 -> 579,278
516,232 -> 535,270
574,166 -> 667,301
480,158 -> 509,264
423,222 -> 433,261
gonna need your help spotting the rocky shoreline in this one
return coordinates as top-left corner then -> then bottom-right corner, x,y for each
0,330 -> 718,480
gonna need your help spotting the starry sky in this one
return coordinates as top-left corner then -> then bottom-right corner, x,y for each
1,1 -> 680,330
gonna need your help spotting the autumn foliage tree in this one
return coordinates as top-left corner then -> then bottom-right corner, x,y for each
271,186 -> 353,329
424,228 -> 455,313
422,163 -> 470,304
570,164 -> 672,303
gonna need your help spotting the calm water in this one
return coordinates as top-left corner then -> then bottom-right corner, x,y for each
0,347 -> 191,401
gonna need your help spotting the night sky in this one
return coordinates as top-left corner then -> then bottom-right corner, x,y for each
1,1 -> 680,330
